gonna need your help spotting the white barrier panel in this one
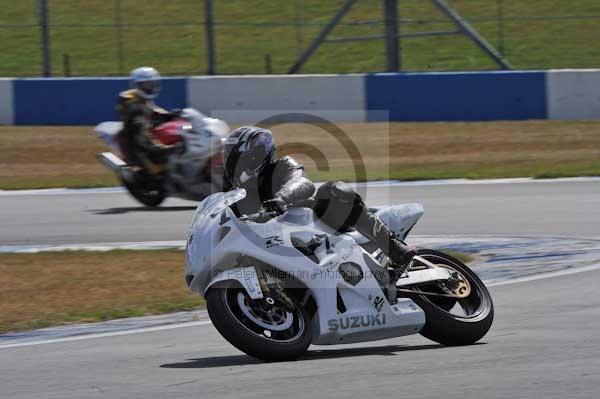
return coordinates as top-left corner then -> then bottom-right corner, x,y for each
188,74 -> 366,123
0,79 -> 14,125
547,69 -> 600,120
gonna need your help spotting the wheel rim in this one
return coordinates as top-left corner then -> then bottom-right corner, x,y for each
236,292 -> 294,331
437,264 -> 472,299
414,254 -> 489,319
224,287 -> 305,342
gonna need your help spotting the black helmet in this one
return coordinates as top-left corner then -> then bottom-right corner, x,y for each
224,127 -> 275,187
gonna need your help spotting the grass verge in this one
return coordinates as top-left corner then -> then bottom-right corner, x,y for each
1,120 -> 599,190
1,248 -> 473,334
0,250 -> 202,334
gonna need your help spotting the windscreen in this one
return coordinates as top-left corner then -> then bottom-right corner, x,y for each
189,188 -> 246,232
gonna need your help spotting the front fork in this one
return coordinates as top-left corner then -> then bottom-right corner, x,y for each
256,267 -> 296,312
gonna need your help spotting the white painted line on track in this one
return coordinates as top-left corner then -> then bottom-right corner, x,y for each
486,262 -> 600,287
0,320 -> 212,350
1,177 -> 599,197
0,240 -> 186,253
358,177 -> 600,187
3,235 -> 600,254
2,263 -> 599,350
0,187 -> 126,196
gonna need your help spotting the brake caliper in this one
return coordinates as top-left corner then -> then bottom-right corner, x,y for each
257,268 -> 295,312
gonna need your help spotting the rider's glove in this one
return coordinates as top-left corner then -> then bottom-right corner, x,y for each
263,197 -> 287,214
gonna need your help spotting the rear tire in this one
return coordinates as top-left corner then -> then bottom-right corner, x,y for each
403,249 -> 494,346
206,282 -> 312,362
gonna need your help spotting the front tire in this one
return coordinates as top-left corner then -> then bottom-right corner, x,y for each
403,249 -> 494,346
206,282 -> 312,361
122,172 -> 166,207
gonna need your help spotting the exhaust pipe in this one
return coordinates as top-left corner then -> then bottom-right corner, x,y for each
97,152 -> 126,173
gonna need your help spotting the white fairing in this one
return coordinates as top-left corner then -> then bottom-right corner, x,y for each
178,108 -> 228,158
167,109 -> 229,196
94,121 -> 124,154
92,108 -> 228,166
347,204 -> 424,245
374,203 -> 424,240
185,188 -> 427,345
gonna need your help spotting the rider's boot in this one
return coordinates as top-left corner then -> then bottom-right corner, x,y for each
386,235 -> 417,275
356,210 -> 417,274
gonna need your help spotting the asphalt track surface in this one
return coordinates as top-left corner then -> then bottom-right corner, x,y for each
1,179 -> 599,245
1,179 -> 599,398
1,268 -> 599,398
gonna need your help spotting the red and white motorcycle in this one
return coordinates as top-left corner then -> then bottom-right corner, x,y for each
94,108 -> 229,206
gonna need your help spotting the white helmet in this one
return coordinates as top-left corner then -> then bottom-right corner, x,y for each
130,66 -> 161,99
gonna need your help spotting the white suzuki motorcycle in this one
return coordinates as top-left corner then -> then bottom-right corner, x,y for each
185,188 -> 494,361
94,108 -> 229,206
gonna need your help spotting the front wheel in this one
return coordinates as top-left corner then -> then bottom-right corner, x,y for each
401,249 -> 494,346
206,282 -> 312,361
121,171 -> 166,207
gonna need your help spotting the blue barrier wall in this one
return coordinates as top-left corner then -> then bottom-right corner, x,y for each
13,78 -> 187,125
3,70 -> 598,125
365,71 -> 547,121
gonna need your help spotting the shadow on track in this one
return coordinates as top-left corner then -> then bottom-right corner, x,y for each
90,206 -> 197,215
160,343 -> 449,369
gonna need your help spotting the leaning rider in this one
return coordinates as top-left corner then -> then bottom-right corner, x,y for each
223,126 -> 416,272
116,66 -> 180,175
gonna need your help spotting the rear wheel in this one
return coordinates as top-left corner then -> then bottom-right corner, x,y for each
206,282 -> 312,361
400,249 -> 494,346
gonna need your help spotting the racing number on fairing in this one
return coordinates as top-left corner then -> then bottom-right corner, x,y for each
220,210 -> 231,225
373,296 -> 384,312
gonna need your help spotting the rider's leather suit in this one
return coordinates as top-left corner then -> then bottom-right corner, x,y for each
229,156 -> 414,267
230,156 -> 314,216
116,89 -> 178,174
